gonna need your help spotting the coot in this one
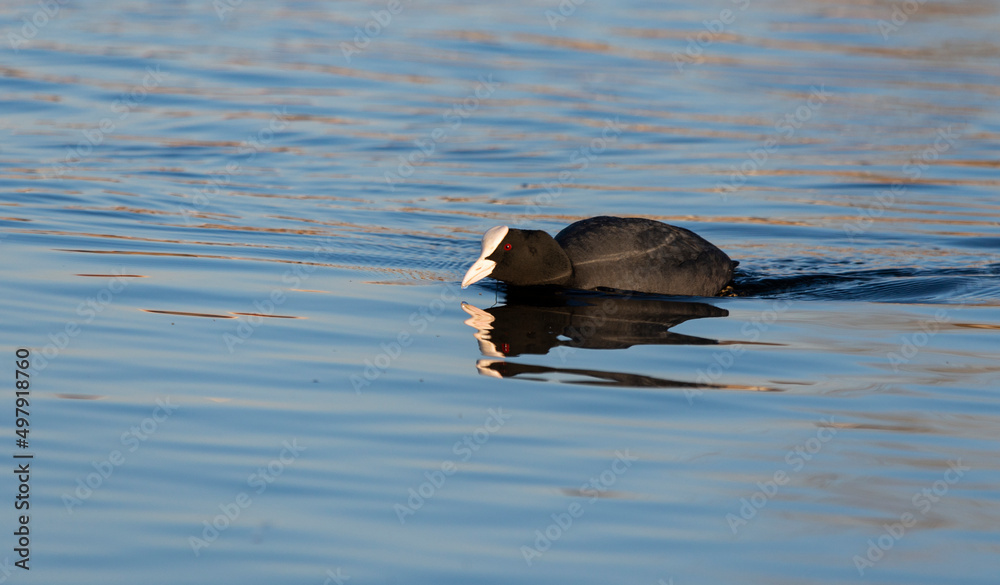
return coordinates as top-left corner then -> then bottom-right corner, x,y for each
461,216 -> 736,296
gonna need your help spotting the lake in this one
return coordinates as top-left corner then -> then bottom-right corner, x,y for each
1,0 -> 999,583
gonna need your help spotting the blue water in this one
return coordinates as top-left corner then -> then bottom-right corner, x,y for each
2,1 -> 999,583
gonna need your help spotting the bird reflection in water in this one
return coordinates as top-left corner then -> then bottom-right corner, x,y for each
461,288 -> 779,392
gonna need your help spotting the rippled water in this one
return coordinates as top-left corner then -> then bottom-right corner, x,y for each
2,1 -> 999,583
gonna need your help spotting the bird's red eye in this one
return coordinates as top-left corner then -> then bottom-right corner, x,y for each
503,243 -> 512,251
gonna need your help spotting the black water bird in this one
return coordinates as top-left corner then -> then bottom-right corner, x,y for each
461,216 -> 736,296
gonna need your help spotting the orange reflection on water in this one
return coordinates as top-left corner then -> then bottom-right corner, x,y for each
141,309 -> 236,319
75,273 -> 147,278
53,393 -> 107,400
229,312 -> 303,319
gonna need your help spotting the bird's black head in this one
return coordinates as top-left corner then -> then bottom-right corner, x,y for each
462,226 -> 572,288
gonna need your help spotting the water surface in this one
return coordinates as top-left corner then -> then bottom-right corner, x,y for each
2,0 -> 999,583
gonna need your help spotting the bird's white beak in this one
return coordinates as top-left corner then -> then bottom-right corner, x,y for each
461,226 -> 509,289
462,258 -> 496,288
